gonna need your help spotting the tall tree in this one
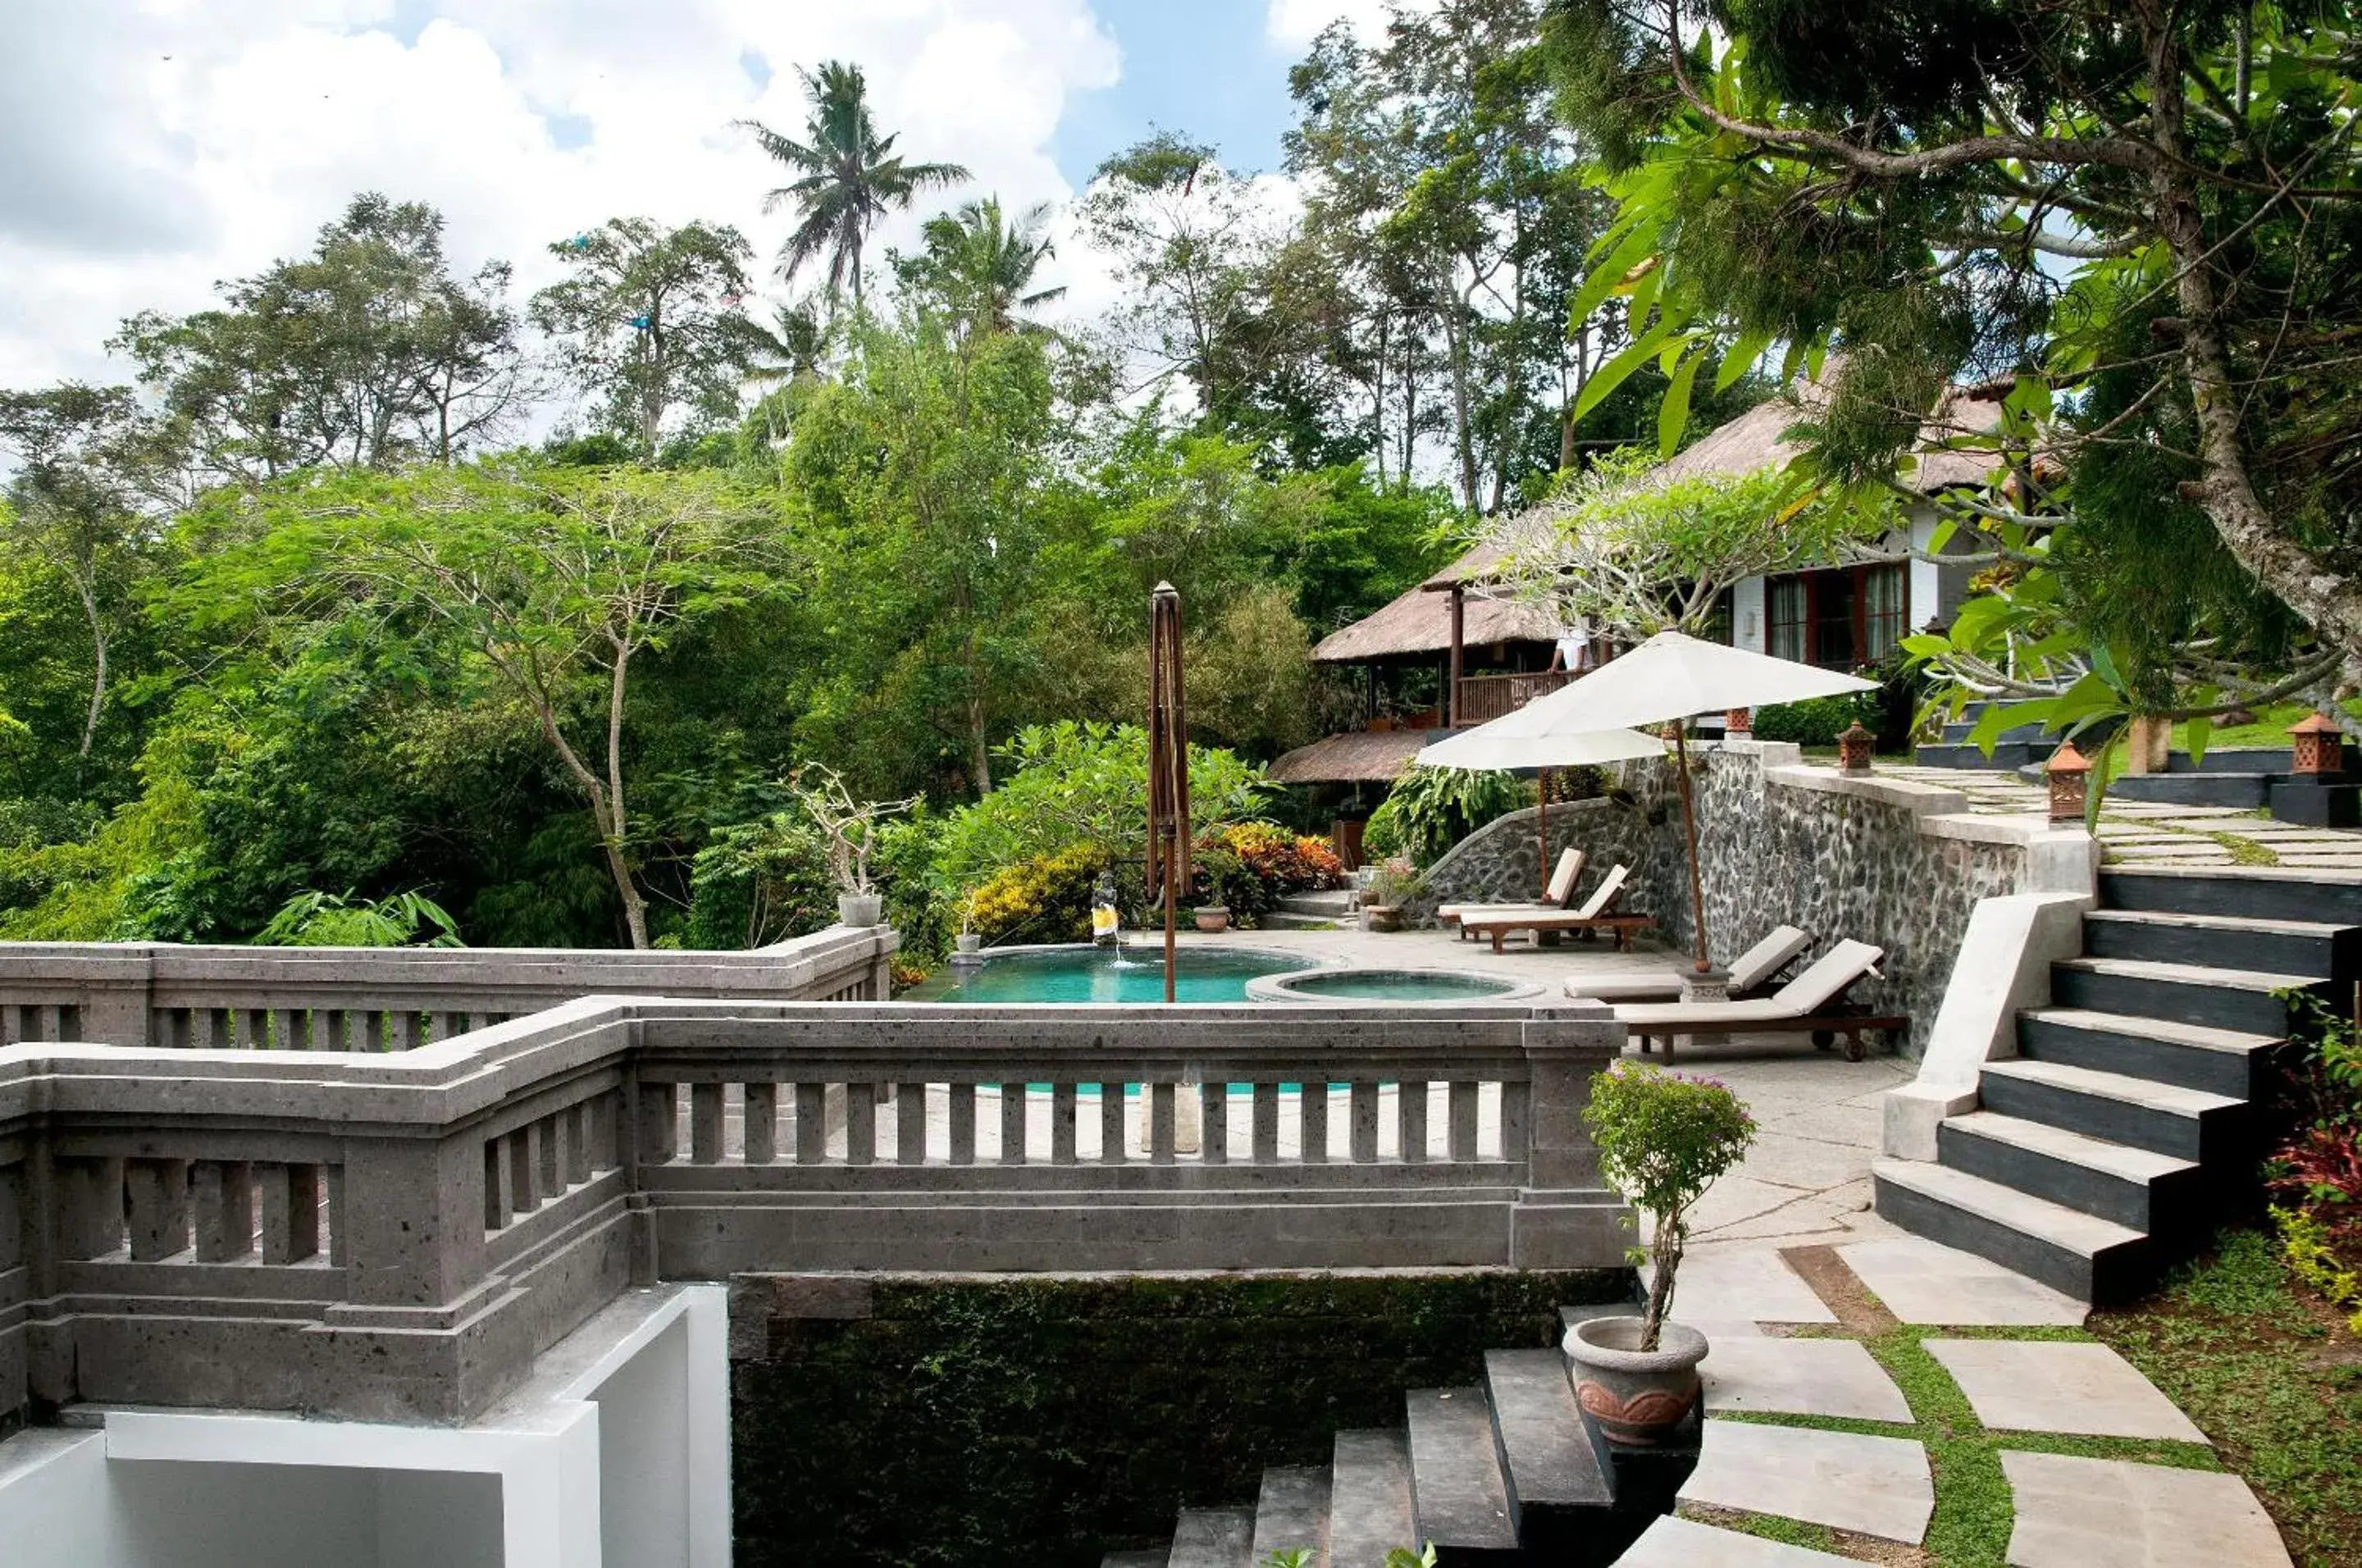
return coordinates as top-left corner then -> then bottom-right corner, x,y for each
0,385 -> 173,757
907,198 -> 1066,338
1545,0 -> 2362,698
531,217 -> 758,458
112,194 -> 531,483
738,62 -> 971,310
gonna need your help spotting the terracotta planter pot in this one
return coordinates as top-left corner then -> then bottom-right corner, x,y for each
1361,905 -> 1402,933
1564,1315 -> 1708,1446
1193,907 -> 1231,933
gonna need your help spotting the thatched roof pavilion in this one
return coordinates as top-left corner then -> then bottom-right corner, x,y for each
1309,541 -> 1564,664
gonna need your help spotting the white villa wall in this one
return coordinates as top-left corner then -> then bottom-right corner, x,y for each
0,1285 -> 728,1568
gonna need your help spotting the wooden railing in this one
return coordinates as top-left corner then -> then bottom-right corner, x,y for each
1454,669 -> 1571,727
0,996 -> 1627,1422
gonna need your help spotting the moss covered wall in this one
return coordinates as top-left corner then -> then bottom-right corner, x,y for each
732,1269 -> 1629,1567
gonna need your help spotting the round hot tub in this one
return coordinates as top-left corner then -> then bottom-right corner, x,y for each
1244,968 -> 1545,1005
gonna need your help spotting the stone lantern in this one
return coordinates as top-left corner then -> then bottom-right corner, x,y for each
1837,720 -> 1874,773
1725,707 -> 1753,736
2045,741 -> 2093,823
2291,712 -> 2345,777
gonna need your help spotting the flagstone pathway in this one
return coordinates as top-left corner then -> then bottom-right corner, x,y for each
1882,763 -> 2362,870
1603,1053 -> 2296,1567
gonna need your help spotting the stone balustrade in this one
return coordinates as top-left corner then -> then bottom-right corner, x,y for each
0,995 -> 1626,1426
0,923 -> 898,1048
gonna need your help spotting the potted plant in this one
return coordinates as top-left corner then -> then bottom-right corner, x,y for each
954,890 -> 983,959
1194,847 -> 1237,933
1564,1061 -> 1758,1445
792,765 -> 914,928
1360,857 -> 1421,932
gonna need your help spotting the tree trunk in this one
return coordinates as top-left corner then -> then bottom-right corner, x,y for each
1443,292 -> 1480,516
603,644 -> 650,948
965,627 -> 993,795
2145,19 -> 2362,672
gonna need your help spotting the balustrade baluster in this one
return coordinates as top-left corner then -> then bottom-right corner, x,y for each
1302,1080 -> 1330,1165
947,1083 -> 978,1165
997,1083 -> 1026,1165
1400,1079 -> 1430,1165
691,1083 -> 725,1165
325,1165 -> 344,1266
392,1012 -> 422,1050
898,1083 -> 928,1165
794,1084 -> 827,1165
1051,1083 -> 1078,1165
1501,1081 -> 1530,1167
125,1158 -> 190,1260
193,1160 -> 253,1262
364,1011 -> 385,1051
1449,1081 -> 1480,1161
206,1008 -> 231,1049
58,1156 -> 123,1257
637,1082 -> 679,1165
1098,1083 -> 1124,1164
1351,1082 -> 1379,1163
483,1141 -> 511,1229
743,1083 -> 777,1165
239,1009 -> 266,1048
539,1112 -> 564,1195
1150,1083 -> 1176,1165
268,1007 -> 299,1051
592,1092 -> 621,1172
1253,1083 -> 1280,1164
508,1127 -> 537,1213
1198,1083 -> 1227,1165
847,1084 -> 877,1166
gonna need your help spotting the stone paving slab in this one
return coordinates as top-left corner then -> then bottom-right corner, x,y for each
1667,1247 -> 1838,1327
1616,1515 -> 1859,1566
1927,1339 -> 2209,1443
1679,1420 -> 1933,1543
1702,1338 -> 1913,1424
1999,1451 -> 2292,1568
1838,1237 -> 2088,1325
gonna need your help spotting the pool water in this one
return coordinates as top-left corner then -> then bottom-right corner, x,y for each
902,945 -> 1309,1004
1265,970 -> 1525,1002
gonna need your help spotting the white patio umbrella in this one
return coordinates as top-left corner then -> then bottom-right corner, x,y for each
1416,726 -> 1668,900
1469,630 -> 1878,971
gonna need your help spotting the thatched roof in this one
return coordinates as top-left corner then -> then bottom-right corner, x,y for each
1656,374 -> 2013,494
1268,727 -> 1442,784
1311,541 -> 1565,663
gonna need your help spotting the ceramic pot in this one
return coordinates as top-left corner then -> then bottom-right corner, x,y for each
955,932 -> 983,955
1193,907 -> 1231,933
1361,905 -> 1402,933
837,892 -> 883,928
1563,1315 -> 1708,1446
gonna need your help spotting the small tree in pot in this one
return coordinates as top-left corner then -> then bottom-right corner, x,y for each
1566,1061 -> 1756,1445
792,764 -> 914,928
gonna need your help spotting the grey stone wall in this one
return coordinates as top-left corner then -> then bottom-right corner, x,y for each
1401,751 -> 2034,1055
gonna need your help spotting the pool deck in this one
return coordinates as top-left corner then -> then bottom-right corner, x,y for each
1162,921 -> 1694,987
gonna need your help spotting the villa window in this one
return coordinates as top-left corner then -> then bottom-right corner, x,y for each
1767,577 -> 1808,663
1765,563 -> 1912,669
1862,562 -> 1908,661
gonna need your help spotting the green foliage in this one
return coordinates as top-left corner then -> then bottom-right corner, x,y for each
1753,693 -> 1875,748
252,889 -> 463,948
732,1270 -> 1621,1568
1361,765 -> 1525,868
680,815 -> 839,950
1583,1061 -> 1757,1347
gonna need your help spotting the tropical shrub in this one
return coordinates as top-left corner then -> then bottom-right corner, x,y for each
252,888 -> 463,948
1192,822 -> 1345,926
1583,1062 -> 1757,1350
2265,996 -> 2362,1330
962,843 -> 1138,946
679,815 -> 839,949
1752,692 -> 1876,748
1361,765 -> 1525,868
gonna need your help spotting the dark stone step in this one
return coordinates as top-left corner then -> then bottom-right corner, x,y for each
1941,718 -> 2056,745
2271,779 -> 2362,828
1484,1347 -> 1612,1547
2018,1007 -> 2278,1099
1914,741 -> 2047,770
2165,745 -> 2360,776
1167,1506 -> 1254,1568
1404,1387 -> 1520,1565
1328,1430 -> 1416,1568
1938,1111 -> 2200,1233
2050,956 -> 2322,1037
2108,773 -> 2272,809
1101,1554 -> 1170,1568
2100,866 -> 2362,927
2080,909 -> 2352,978
1250,1467 -> 1329,1563
1873,1159 -> 2151,1303
1978,1059 -> 2243,1162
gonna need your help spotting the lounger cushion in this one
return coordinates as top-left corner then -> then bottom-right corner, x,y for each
1609,939 -> 1885,1029
1566,924 -> 1812,1003
1729,925 -> 1813,992
1614,996 -> 1796,1028
1771,939 -> 1885,1013
1439,850 -> 1585,922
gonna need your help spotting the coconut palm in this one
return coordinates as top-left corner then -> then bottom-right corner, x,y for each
741,298 -> 831,390
917,198 -> 1067,337
737,62 -> 969,310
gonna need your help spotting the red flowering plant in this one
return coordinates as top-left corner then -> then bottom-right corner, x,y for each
2264,995 -> 2362,1329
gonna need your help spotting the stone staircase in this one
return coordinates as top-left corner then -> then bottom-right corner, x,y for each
1102,1310 -> 1683,1567
1265,889 -> 1359,930
1875,866 -> 2361,1302
1913,706 -> 2054,770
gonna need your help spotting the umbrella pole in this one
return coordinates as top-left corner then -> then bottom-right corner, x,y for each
1674,726 -> 1712,972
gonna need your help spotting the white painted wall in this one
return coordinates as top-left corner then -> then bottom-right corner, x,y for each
0,1284 -> 731,1568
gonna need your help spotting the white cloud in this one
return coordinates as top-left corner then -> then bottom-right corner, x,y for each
1264,0 -> 1393,50
0,1 -> 1123,404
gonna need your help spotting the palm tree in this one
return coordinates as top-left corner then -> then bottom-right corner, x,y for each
737,62 -> 970,310
738,297 -> 832,443
918,198 -> 1067,336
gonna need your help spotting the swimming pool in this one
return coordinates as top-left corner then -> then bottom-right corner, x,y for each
900,944 -> 1311,1004
1245,968 -> 1543,1004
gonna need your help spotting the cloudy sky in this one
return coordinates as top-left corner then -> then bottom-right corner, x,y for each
0,0 -> 1392,397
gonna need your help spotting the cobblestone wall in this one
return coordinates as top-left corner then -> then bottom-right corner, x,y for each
1401,749 -> 2037,1055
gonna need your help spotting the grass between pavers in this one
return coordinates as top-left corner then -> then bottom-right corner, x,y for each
2090,1228 -> 2362,1568
2201,828 -> 2284,866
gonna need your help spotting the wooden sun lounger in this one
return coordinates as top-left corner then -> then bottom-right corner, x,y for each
1563,924 -> 1813,1004
1439,848 -> 1585,940
1459,865 -> 1654,954
1612,939 -> 1904,1063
